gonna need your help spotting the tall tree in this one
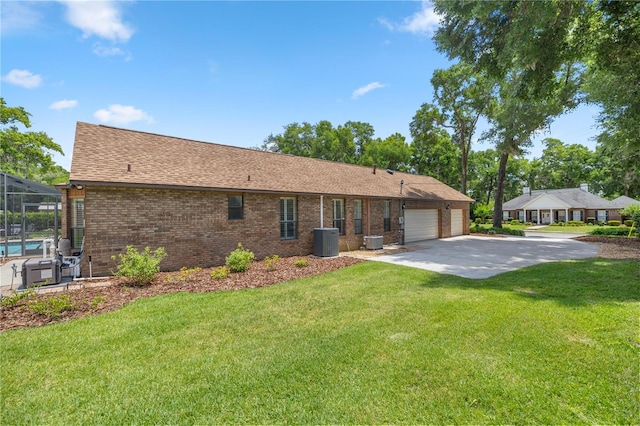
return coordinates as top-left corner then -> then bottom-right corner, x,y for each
430,63 -> 493,194
361,133 -> 412,172
585,1 -> 640,155
467,149 -> 500,205
409,104 -> 460,186
536,138 -> 595,189
0,98 -> 67,182
434,1 -> 585,227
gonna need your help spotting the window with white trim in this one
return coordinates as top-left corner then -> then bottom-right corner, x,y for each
71,199 -> 84,249
354,200 -> 363,234
333,199 -> 345,235
280,197 -> 297,240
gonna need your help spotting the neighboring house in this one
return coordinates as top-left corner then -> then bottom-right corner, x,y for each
60,122 -> 473,276
502,184 -> 623,225
612,195 -> 640,209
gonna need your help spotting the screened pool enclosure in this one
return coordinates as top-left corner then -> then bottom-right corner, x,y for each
1,172 -> 61,258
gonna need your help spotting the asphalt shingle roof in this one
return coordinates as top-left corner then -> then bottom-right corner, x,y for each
503,188 -> 621,210
69,122 -> 472,202
612,195 -> 640,208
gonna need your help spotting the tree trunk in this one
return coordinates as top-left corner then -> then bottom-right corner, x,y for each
461,153 -> 468,195
493,151 -> 510,228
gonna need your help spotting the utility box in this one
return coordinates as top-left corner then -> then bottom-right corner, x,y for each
22,258 -> 62,288
364,235 -> 384,250
313,228 -> 339,257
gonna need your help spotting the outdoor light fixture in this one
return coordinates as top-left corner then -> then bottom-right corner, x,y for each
446,204 -> 450,210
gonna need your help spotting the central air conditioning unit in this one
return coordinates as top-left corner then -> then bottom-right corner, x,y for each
364,235 -> 384,250
313,228 -> 339,257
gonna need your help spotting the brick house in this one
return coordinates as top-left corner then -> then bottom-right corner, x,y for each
502,184 -> 624,224
60,122 -> 473,276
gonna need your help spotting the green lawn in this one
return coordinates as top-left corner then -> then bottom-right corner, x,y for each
528,225 -> 598,234
1,260 -> 638,424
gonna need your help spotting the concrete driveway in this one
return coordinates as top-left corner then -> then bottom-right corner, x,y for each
370,234 -> 599,279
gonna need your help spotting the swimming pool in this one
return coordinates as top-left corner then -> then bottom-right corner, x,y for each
1,241 -> 44,256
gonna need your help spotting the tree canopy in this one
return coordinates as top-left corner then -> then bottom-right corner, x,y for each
0,98 -> 68,185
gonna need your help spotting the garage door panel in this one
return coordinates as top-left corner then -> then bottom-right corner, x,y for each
405,209 -> 438,242
451,209 -> 463,237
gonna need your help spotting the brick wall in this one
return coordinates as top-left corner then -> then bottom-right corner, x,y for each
62,186 -> 469,276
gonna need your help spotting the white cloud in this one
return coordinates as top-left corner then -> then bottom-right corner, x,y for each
2,69 -> 42,89
49,99 -> 78,110
59,0 -> 134,43
379,1 -> 441,36
0,1 -> 43,34
94,104 -> 154,125
93,43 -> 124,57
352,82 -> 387,99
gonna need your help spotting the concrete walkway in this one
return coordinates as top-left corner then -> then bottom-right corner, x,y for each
370,234 -> 599,279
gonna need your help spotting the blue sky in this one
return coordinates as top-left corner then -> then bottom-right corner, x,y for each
2,0 -> 600,172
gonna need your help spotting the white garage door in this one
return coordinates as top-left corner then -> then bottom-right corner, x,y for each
404,209 -> 438,242
451,209 -> 463,237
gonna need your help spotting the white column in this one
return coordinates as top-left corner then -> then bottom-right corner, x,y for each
550,208 -> 554,224
523,208 -> 527,223
565,208 -> 568,223
537,209 -> 541,224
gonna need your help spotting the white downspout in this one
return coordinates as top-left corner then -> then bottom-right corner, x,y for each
320,195 -> 324,228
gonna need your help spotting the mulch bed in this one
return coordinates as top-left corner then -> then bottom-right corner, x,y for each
574,236 -> 640,260
0,256 -> 364,332
1,237 -> 638,332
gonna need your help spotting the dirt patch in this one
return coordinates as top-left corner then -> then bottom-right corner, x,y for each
574,236 -> 640,260
0,256 -> 364,332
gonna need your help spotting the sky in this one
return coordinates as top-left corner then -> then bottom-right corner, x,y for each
1,0 -> 601,172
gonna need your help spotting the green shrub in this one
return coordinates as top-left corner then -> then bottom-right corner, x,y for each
210,266 -> 229,280
28,294 -> 74,319
165,266 -> 202,283
509,219 -> 522,225
264,255 -> 280,272
91,295 -> 106,309
607,220 -> 621,227
624,220 -> 634,227
568,220 -> 585,226
474,218 -> 483,224
0,288 -> 36,307
590,227 -> 638,237
295,258 -> 309,268
586,217 -> 596,225
111,246 -> 167,286
225,243 -> 255,273
485,219 -> 493,224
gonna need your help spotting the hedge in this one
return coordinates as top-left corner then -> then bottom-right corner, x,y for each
590,227 -> 638,237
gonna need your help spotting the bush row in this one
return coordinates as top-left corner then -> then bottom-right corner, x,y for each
470,226 -> 526,236
590,227 -> 638,237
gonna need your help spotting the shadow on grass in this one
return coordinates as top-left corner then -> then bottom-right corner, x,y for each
418,258 -> 640,306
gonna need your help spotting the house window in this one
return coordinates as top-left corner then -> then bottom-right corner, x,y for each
71,199 -> 84,248
280,197 -> 297,240
333,199 -> 345,235
354,200 -> 363,235
557,210 -> 566,222
597,210 -> 608,223
383,201 -> 391,232
518,211 -> 525,221
530,211 -> 538,223
572,210 -> 582,221
228,195 -> 243,220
